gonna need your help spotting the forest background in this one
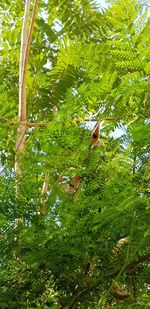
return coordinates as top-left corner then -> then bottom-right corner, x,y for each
0,0 -> 150,308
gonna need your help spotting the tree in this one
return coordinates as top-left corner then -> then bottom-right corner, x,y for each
0,0 -> 150,308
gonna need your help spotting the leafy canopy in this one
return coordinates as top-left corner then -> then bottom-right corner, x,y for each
0,0 -> 150,308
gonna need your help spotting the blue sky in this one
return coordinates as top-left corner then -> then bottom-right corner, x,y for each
96,0 -> 108,9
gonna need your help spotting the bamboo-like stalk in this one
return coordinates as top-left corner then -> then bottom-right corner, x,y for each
21,0 -> 39,103
15,0 -> 38,176
15,0 -> 31,175
19,0 -> 30,121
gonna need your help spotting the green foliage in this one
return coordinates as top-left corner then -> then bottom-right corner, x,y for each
0,0 -> 150,308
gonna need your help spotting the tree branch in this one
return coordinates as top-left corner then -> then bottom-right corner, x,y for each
68,287 -> 88,309
27,122 -> 48,127
109,252 -> 150,278
26,117 -> 120,127
40,171 -> 49,215
0,115 -> 17,125
84,117 -> 120,122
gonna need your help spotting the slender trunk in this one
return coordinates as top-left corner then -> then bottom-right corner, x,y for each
15,0 -> 30,176
15,0 -> 38,177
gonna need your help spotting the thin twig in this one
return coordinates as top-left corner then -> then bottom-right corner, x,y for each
0,115 -> 17,125
27,117 -> 120,127
27,122 -> 48,127
84,117 -> 120,122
